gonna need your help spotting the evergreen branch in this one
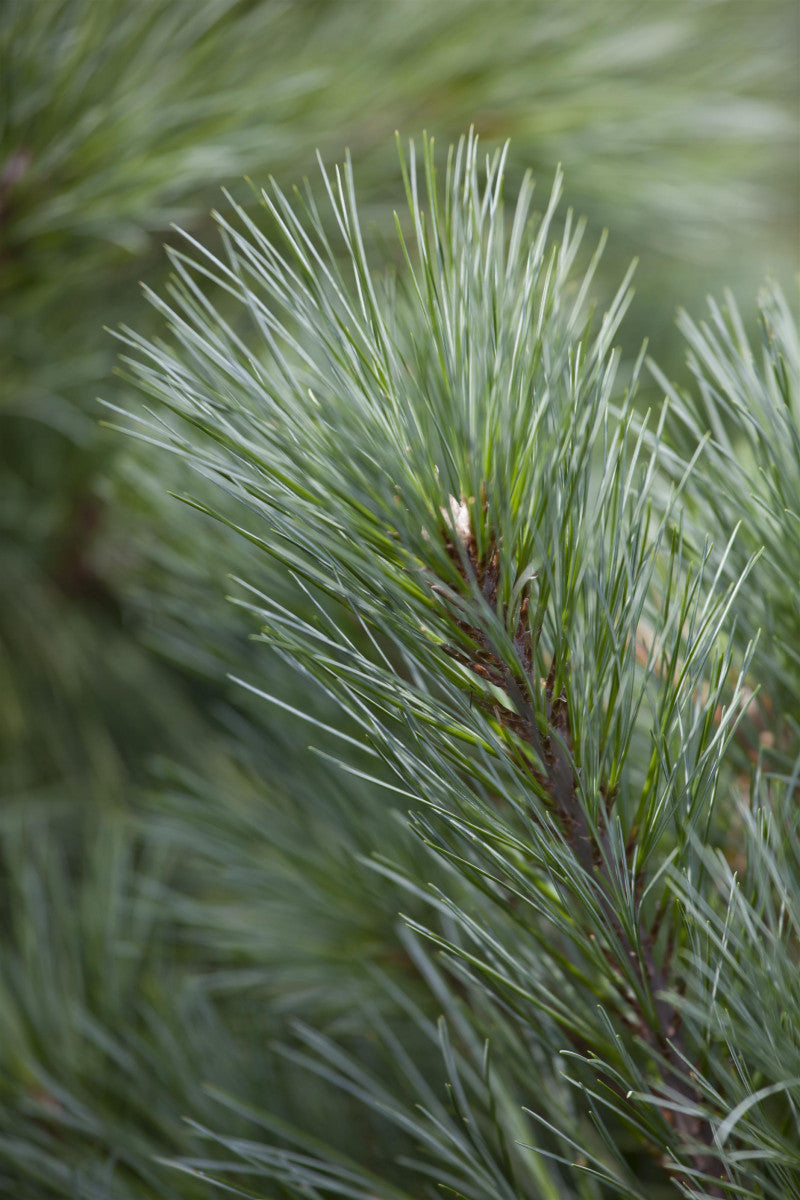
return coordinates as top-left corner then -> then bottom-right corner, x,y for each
117,132 -> 789,1196
426,497 -> 730,1194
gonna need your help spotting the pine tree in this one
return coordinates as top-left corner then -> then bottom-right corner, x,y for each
110,134 -> 800,1199
2,4 -> 798,1197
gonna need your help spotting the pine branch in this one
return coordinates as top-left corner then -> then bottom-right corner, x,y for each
433,489 -> 726,1194
115,132 -> 794,1197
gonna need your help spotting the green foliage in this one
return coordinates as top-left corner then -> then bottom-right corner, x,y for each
2,0 -> 795,831
2,3 -> 799,1198
107,135 -> 799,1198
0,808 -> 228,1199
651,285 -> 800,742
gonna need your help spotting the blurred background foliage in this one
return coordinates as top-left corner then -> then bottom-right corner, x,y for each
0,0 -> 798,1195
